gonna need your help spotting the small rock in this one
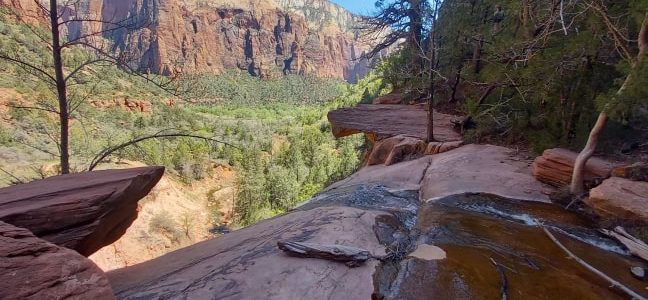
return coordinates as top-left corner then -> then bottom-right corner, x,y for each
631,266 -> 647,281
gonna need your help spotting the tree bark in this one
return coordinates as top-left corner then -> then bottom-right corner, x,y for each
570,12 -> 648,193
49,0 -> 70,174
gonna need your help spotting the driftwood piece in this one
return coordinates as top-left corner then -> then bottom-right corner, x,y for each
277,241 -> 371,267
601,227 -> 648,262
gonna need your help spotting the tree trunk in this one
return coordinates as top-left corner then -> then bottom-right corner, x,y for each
570,112 -> 608,194
50,0 -> 70,174
426,1 -> 438,143
570,12 -> 647,193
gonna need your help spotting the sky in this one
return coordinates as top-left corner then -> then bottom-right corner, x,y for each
329,0 -> 375,15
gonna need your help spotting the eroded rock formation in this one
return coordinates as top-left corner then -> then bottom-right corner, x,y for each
106,144 -> 647,299
587,177 -> 648,223
0,221 -> 115,299
42,0 -> 374,81
0,166 -> 164,256
532,148 -> 617,187
327,104 -> 463,142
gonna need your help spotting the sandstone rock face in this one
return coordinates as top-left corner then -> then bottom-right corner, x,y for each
107,143 -> 645,299
328,104 -> 463,142
421,144 -> 551,202
45,0 -> 373,81
612,162 -> 648,182
532,148 -> 616,187
586,177 -> 648,223
108,206 -> 386,299
0,167 -> 164,256
366,135 -> 426,166
0,221 -> 115,300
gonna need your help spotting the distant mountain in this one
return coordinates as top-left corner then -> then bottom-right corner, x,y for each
1,0 -> 381,82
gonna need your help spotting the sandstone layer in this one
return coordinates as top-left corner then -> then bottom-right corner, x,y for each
587,177 -> 648,223
532,148 -> 617,187
0,166 -> 164,256
107,144 -> 646,299
49,0 -> 373,81
327,104 -> 463,142
0,221 -> 115,299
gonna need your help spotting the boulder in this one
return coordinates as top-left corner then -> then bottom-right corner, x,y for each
0,167 -> 164,256
0,221 -> 114,299
424,140 -> 464,155
586,177 -> 648,223
531,148 -> 616,187
612,162 -> 648,182
367,135 -> 426,166
372,92 -> 403,104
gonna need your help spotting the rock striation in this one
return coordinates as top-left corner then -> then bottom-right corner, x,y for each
51,0 -> 375,81
327,104 -> 463,142
0,167 -> 164,256
0,221 -> 115,299
106,144 -> 646,299
587,177 -> 648,223
532,148 -> 616,187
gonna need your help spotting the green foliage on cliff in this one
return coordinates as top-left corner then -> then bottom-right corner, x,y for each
374,0 -> 648,153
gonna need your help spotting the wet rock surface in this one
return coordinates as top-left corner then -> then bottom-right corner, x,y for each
107,145 -> 646,299
0,221 -> 115,300
378,195 -> 646,300
0,167 -> 164,256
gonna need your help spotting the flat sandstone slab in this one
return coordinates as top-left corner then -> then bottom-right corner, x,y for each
328,104 -> 462,142
0,167 -> 164,256
108,207 -> 386,299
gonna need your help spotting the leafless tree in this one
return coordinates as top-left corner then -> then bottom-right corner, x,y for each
0,0 -> 179,174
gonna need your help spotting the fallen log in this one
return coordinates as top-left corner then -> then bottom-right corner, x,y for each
277,241 -> 371,267
601,227 -> 648,262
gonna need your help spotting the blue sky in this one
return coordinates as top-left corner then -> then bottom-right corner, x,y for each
329,0 -> 375,15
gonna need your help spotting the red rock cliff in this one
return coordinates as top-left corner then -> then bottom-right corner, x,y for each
1,0 -> 374,81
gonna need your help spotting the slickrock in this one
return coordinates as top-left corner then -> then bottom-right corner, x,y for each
532,148 -> 616,187
0,167 -> 164,256
586,177 -> 648,223
421,144 -> 550,202
0,221 -> 115,300
108,207 -> 386,299
328,104 -> 462,142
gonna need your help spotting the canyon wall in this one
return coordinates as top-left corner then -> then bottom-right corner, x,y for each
2,0 -> 374,82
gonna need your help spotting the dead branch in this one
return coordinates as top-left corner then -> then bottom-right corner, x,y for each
88,133 -> 238,171
541,225 -> 647,300
601,227 -> 648,262
277,241 -> 371,267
